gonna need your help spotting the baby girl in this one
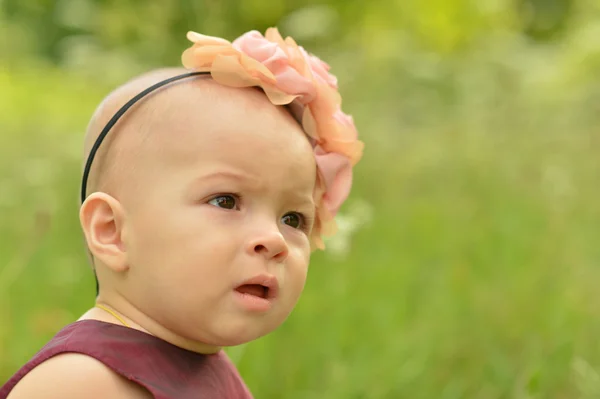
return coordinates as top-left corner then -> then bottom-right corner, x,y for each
1,27 -> 363,398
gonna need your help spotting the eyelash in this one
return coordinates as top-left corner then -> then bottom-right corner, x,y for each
207,192 -> 243,211
206,193 -> 313,233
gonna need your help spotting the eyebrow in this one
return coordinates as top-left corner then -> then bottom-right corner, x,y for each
280,186 -> 316,210
194,170 -> 316,208
195,170 -> 262,186
294,197 -> 316,214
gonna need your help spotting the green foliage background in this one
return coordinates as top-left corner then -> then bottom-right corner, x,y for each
3,0 -> 600,397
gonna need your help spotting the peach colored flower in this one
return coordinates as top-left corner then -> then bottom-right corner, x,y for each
301,49 -> 338,89
181,27 -> 364,249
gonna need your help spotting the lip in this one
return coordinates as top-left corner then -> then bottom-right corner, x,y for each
233,274 -> 279,312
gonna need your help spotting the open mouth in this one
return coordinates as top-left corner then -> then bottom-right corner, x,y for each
233,274 -> 279,312
235,284 -> 270,299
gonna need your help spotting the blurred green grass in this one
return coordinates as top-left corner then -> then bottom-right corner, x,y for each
3,64 -> 600,398
3,1 -> 600,398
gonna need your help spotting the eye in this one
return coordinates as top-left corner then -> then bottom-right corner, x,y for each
281,212 -> 305,229
208,194 -> 239,210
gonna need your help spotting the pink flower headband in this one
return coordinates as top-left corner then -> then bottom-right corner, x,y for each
81,28 -> 363,251
181,27 -> 364,248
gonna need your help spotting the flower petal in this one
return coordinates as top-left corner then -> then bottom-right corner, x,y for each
182,45 -> 238,69
314,147 -> 353,216
187,31 -> 232,46
210,54 -> 266,87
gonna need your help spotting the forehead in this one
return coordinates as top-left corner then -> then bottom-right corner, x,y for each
147,81 -> 317,189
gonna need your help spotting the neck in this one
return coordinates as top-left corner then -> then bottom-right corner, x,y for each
83,293 -> 221,355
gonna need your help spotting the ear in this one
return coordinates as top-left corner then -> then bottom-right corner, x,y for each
79,192 -> 129,273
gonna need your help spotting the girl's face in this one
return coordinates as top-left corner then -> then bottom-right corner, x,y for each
120,82 -> 317,349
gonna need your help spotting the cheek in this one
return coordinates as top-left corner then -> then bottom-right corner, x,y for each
127,208 -> 240,315
128,205 -> 239,278
282,248 -> 310,301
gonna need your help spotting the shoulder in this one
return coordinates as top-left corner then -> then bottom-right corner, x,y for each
7,353 -> 152,399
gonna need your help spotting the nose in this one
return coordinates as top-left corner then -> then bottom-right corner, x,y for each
246,229 -> 289,263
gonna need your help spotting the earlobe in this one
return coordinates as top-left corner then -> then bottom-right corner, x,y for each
79,193 -> 129,273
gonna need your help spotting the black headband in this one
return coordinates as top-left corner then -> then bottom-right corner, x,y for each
81,71 -> 209,295
81,71 -> 210,203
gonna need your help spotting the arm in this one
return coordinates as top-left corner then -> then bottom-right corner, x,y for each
7,353 -> 152,399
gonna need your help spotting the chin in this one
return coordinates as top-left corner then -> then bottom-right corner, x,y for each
209,318 -> 281,347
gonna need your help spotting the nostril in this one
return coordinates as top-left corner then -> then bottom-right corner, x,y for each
250,239 -> 288,261
254,244 -> 266,253
273,250 -> 287,261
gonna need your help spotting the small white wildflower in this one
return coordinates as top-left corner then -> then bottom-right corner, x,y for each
324,199 -> 373,259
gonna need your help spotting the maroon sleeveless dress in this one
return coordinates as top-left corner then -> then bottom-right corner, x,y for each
0,320 -> 253,399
